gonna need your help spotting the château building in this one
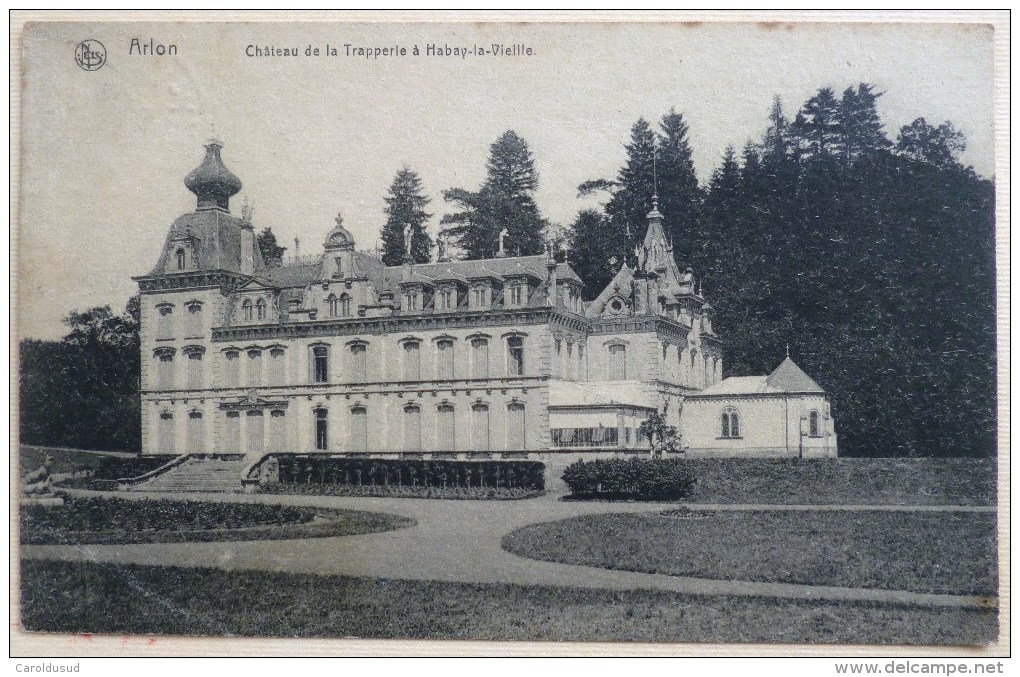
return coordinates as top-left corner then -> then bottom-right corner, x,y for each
133,141 -> 838,472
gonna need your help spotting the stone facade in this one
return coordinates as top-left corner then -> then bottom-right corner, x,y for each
134,141 -> 836,461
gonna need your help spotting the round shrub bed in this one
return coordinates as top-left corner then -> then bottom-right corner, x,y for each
20,495 -> 414,545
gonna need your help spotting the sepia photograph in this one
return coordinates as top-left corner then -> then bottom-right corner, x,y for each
11,12 -> 1007,657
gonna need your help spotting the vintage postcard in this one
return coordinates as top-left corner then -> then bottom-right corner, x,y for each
10,11 -> 1008,659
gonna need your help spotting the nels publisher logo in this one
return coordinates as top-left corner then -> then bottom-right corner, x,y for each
74,39 -> 106,71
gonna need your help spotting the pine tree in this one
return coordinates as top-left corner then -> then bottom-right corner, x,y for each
657,109 -> 702,265
841,83 -> 891,166
381,167 -> 433,266
566,209 -> 623,299
256,227 -> 287,266
604,118 -> 657,255
790,87 -> 844,161
441,130 -> 548,259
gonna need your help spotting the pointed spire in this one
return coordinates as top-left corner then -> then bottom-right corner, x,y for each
786,343 -> 791,358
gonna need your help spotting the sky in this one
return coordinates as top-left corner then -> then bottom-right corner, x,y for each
17,19 -> 995,340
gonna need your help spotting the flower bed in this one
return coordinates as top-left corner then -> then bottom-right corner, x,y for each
261,483 -> 542,500
20,495 -> 414,544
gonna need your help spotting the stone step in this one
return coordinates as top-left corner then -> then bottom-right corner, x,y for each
126,457 -> 249,493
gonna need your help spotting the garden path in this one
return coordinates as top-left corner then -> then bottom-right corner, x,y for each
21,490 -> 996,610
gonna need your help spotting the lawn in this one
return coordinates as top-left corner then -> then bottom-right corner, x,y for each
20,496 -> 414,545
502,510 -> 997,596
19,560 -> 997,645
682,457 -> 996,506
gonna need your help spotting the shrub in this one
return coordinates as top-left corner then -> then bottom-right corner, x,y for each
562,457 -> 697,501
92,455 -> 178,480
271,456 -> 545,492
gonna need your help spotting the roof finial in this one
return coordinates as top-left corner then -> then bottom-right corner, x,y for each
652,146 -> 659,209
786,343 -> 790,359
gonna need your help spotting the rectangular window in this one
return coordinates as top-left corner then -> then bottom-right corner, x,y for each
186,304 -> 202,337
224,411 -> 241,453
247,350 -> 262,387
186,411 -> 205,453
440,289 -> 453,310
471,338 -> 489,379
156,306 -> 173,340
436,340 -> 454,380
224,351 -> 240,387
157,354 -> 174,390
510,284 -> 522,305
269,410 -> 286,452
350,407 -> 368,452
270,348 -> 285,386
472,404 -> 490,451
507,403 -> 525,450
350,343 -> 367,382
312,345 -> 329,383
404,405 -> 421,451
315,409 -> 328,451
402,342 -> 421,381
187,352 -> 203,389
551,427 -> 620,448
507,337 -> 524,376
437,405 -> 455,452
246,410 -> 264,455
157,412 -> 175,454
608,344 -> 627,380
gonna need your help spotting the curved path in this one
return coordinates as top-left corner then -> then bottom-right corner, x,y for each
21,491 -> 996,609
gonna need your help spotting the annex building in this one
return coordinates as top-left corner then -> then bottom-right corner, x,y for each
134,141 -> 838,466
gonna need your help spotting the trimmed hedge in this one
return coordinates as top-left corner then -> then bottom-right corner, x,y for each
562,457 -> 697,501
273,456 -> 545,491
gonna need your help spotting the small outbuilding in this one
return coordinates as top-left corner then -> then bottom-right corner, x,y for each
681,357 -> 838,458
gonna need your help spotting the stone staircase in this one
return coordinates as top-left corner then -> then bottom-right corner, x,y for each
125,456 -> 248,493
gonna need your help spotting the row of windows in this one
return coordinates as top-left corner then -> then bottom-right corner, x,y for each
719,408 -> 822,439
155,302 -> 203,340
241,298 -> 268,322
156,402 -> 526,454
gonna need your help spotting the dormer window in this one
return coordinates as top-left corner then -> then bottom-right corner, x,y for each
242,299 -> 253,322
176,248 -> 187,270
334,256 -> 343,277
470,284 -> 489,309
256,298 -> 267,321
340,294 -> 352,317
439,288 -> 454,311
510,283 -> 523,305
327,293 -> 338,317
402,289 -> 420,312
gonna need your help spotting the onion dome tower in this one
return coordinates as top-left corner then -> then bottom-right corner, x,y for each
184,139 -> 242,212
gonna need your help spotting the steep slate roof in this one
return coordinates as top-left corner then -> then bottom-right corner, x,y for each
766,357 -> 825,393
695,358 -> 825,396
147,210 -> 268,276
549,380 -> 657,409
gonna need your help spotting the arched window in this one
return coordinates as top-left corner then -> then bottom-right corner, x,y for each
507,336 -> 525,376
809,410 -> 820,437
314,408 -> 328,450
327,293 -> 338,317
721,407 -> 740,438
242,299 -> 253,321
176,248 -> 186,270
256,298 -> 267,321
340,294 -> 352,317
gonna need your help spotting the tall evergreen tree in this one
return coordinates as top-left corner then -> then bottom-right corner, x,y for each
441,130 -> 548,259
565,209 -> 621,299
604,118 -> 658,255
657,109 -> 702,265
840,83 -> 892,166
381,167 -> 433,266
790,87 -> 844,161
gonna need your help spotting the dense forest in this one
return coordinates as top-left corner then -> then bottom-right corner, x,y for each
19,83 -> 997,457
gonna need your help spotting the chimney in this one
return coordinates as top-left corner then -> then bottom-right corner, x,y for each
546,259 -> 558,307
